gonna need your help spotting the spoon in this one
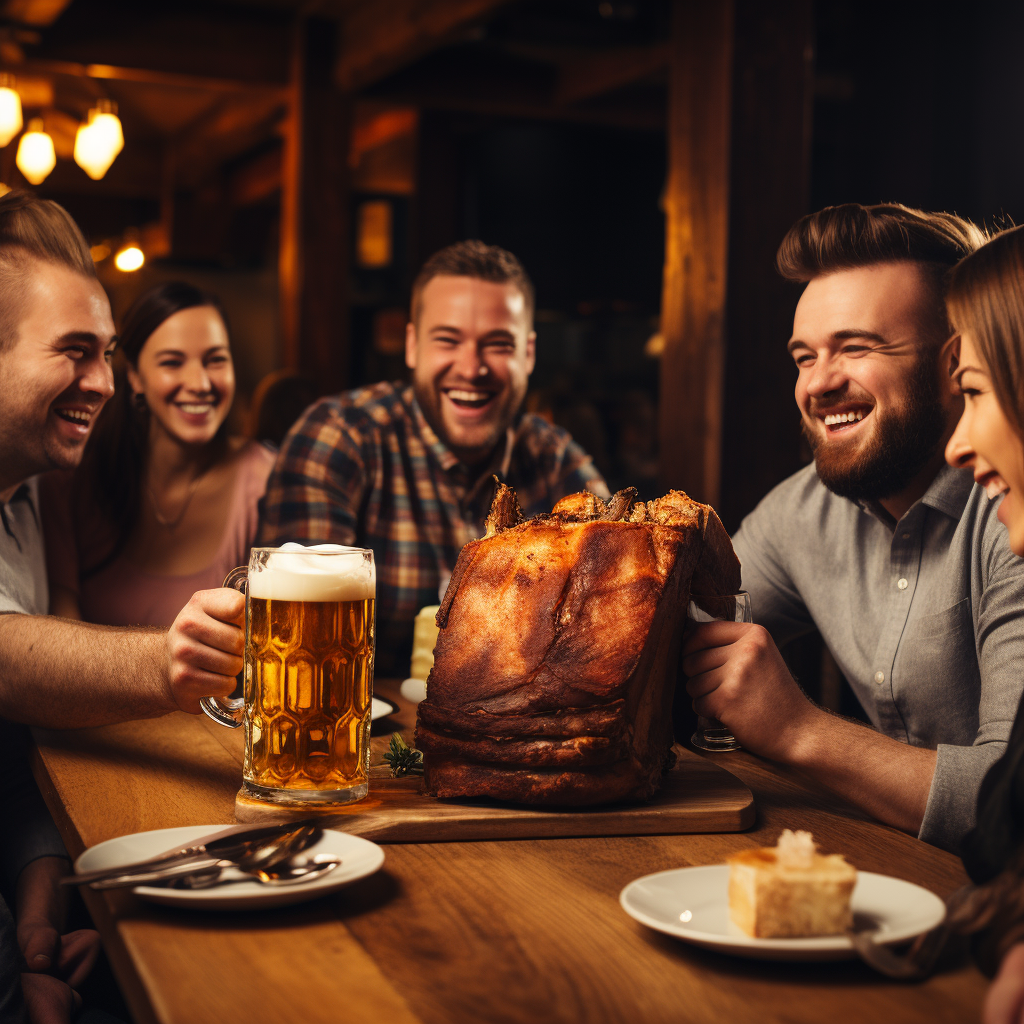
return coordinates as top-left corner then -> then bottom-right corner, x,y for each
91,824 -> 323,890
170,853 -> 343,889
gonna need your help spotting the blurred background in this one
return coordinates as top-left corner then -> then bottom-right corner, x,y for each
2,0 -> 1017,706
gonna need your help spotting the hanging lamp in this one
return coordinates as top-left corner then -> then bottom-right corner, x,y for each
16,118 -> 55,185
114,240 -> 144,272
0,74 -> 23,148
74,99 -> 123,180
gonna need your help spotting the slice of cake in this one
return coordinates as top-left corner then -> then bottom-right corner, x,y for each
727,830 -> 856,939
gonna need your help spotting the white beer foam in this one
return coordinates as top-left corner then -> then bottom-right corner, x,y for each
249,542 -> 375,602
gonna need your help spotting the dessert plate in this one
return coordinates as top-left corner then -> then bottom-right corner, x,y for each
76,826 -> 385,912
620,864 -> 946,961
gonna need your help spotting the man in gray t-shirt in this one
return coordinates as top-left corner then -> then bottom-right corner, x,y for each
0,193 -> 249,1021
682,203 -> 1024,854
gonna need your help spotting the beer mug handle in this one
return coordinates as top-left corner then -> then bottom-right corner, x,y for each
199,566 -> 248,730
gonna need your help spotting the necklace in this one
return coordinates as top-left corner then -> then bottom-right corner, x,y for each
147,464 -> 211,530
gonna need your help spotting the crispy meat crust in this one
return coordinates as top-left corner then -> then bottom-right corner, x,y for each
417,484 -> 740,806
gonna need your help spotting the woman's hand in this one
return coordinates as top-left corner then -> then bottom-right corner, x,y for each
986,942 -> 1024,1024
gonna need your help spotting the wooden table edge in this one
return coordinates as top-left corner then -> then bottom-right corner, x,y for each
30,740 -> 163,1024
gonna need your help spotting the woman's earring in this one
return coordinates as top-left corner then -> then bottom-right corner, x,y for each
133,391 -> 148,411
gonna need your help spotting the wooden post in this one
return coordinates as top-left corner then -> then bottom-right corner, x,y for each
658,0 -> 735,505
279,15 -> 352,390
718,0 -> 814,531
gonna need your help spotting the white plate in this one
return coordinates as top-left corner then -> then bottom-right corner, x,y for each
75,826 -> 385,912
371,697 -> 396,721
620,865 -> 946,961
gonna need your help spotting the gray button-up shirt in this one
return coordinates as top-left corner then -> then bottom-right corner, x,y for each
733,461 -> 1024,853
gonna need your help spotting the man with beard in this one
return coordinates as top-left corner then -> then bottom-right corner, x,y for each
258,241 -> 608,676
682,203 -> 1024,853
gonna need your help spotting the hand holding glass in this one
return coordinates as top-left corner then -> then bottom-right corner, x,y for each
687,591 -> 752,752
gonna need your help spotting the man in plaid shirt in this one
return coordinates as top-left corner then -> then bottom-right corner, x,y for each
258,241 -> 609,676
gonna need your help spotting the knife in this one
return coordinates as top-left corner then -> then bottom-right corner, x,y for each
63,819 -> 322,887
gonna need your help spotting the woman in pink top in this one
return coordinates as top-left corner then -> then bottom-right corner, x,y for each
40,281 -> 275,627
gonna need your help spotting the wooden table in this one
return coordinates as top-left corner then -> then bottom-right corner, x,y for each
31,681 -> 988,1024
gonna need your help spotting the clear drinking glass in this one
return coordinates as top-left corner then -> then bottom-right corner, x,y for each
687,591 -> 752,752
201,545 -> 376,805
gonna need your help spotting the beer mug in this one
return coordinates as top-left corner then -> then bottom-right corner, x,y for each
201,543 -> 376,805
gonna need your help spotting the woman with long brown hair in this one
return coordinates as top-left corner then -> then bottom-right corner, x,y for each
40,281 -> 274,626
944,223 -> 1024,1024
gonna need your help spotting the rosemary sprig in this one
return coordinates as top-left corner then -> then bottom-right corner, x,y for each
382,732 -> 424,777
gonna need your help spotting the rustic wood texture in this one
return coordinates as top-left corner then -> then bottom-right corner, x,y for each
233,745 -> 755,839
718,0 -> 815,532
658,0 -> 735,506
32,680 -> 988,1024
279,16 -> 352,391
335,0 -> 514,92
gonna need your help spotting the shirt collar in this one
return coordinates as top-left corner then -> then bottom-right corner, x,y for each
407,387 -> 515,484
407,388 -> 460,472
0,481 -> 35,550
854,463 -> 975,527
918,463 -> 976,519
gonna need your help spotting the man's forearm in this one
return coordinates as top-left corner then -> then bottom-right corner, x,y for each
788,711 -> 937,834
0,615 -> 172,728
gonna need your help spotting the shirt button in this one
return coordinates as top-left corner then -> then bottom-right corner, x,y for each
902,533 -> 910,540
897,578 -> 908,590
874,671 -> 885,684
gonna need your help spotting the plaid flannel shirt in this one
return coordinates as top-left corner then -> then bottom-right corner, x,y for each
257,381 -> 609,676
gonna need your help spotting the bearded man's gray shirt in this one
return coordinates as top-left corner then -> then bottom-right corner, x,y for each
732,461 -> 1024,854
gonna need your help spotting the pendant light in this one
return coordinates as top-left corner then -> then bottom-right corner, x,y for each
0,74 -> 22,148
114,241 -> 144,272
16,118 -> 55,185
74,99 -> 123,180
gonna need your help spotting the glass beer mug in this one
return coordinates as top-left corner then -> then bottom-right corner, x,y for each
201,543 -> 376,805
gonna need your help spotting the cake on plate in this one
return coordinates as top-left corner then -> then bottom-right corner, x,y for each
727,829 -> 857,938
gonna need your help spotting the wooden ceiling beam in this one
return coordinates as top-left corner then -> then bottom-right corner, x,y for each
229,145 -> 282,207
12,57 -> 287,95
374,86 -> 664,132
335,0 -> 513,92
174,100 -> 286,190
556,42 -> 670,106
0,0 -> 71,28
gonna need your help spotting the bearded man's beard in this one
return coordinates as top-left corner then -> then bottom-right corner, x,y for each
804,358 -> 949,502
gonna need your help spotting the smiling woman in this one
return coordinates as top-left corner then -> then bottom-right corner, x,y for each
38,282 -> 275,628
946,226 -> 1024,556
936,224 -> 1024,1024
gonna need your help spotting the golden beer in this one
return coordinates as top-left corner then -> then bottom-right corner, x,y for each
243,595 -> 375,797
201,544 -> 376,805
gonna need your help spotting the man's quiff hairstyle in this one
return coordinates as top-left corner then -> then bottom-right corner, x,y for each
411,239 -> 535,324
0,189 -> 96,351
777,202 -> 986,284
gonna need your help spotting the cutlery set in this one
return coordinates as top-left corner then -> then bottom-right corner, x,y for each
64,821 -> 342,891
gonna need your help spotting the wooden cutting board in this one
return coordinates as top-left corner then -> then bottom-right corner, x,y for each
234,745 -> 755,841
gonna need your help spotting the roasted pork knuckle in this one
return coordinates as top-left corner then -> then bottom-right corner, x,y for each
415,481 -> 741,805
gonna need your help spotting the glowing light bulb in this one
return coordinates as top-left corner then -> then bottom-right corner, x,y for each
0,75 -> 23,148
74,99 -> 123,181
114,244 -> 144,272
16,118 -> 55,185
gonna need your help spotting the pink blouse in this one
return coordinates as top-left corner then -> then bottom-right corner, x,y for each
40,441 -> 275,628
